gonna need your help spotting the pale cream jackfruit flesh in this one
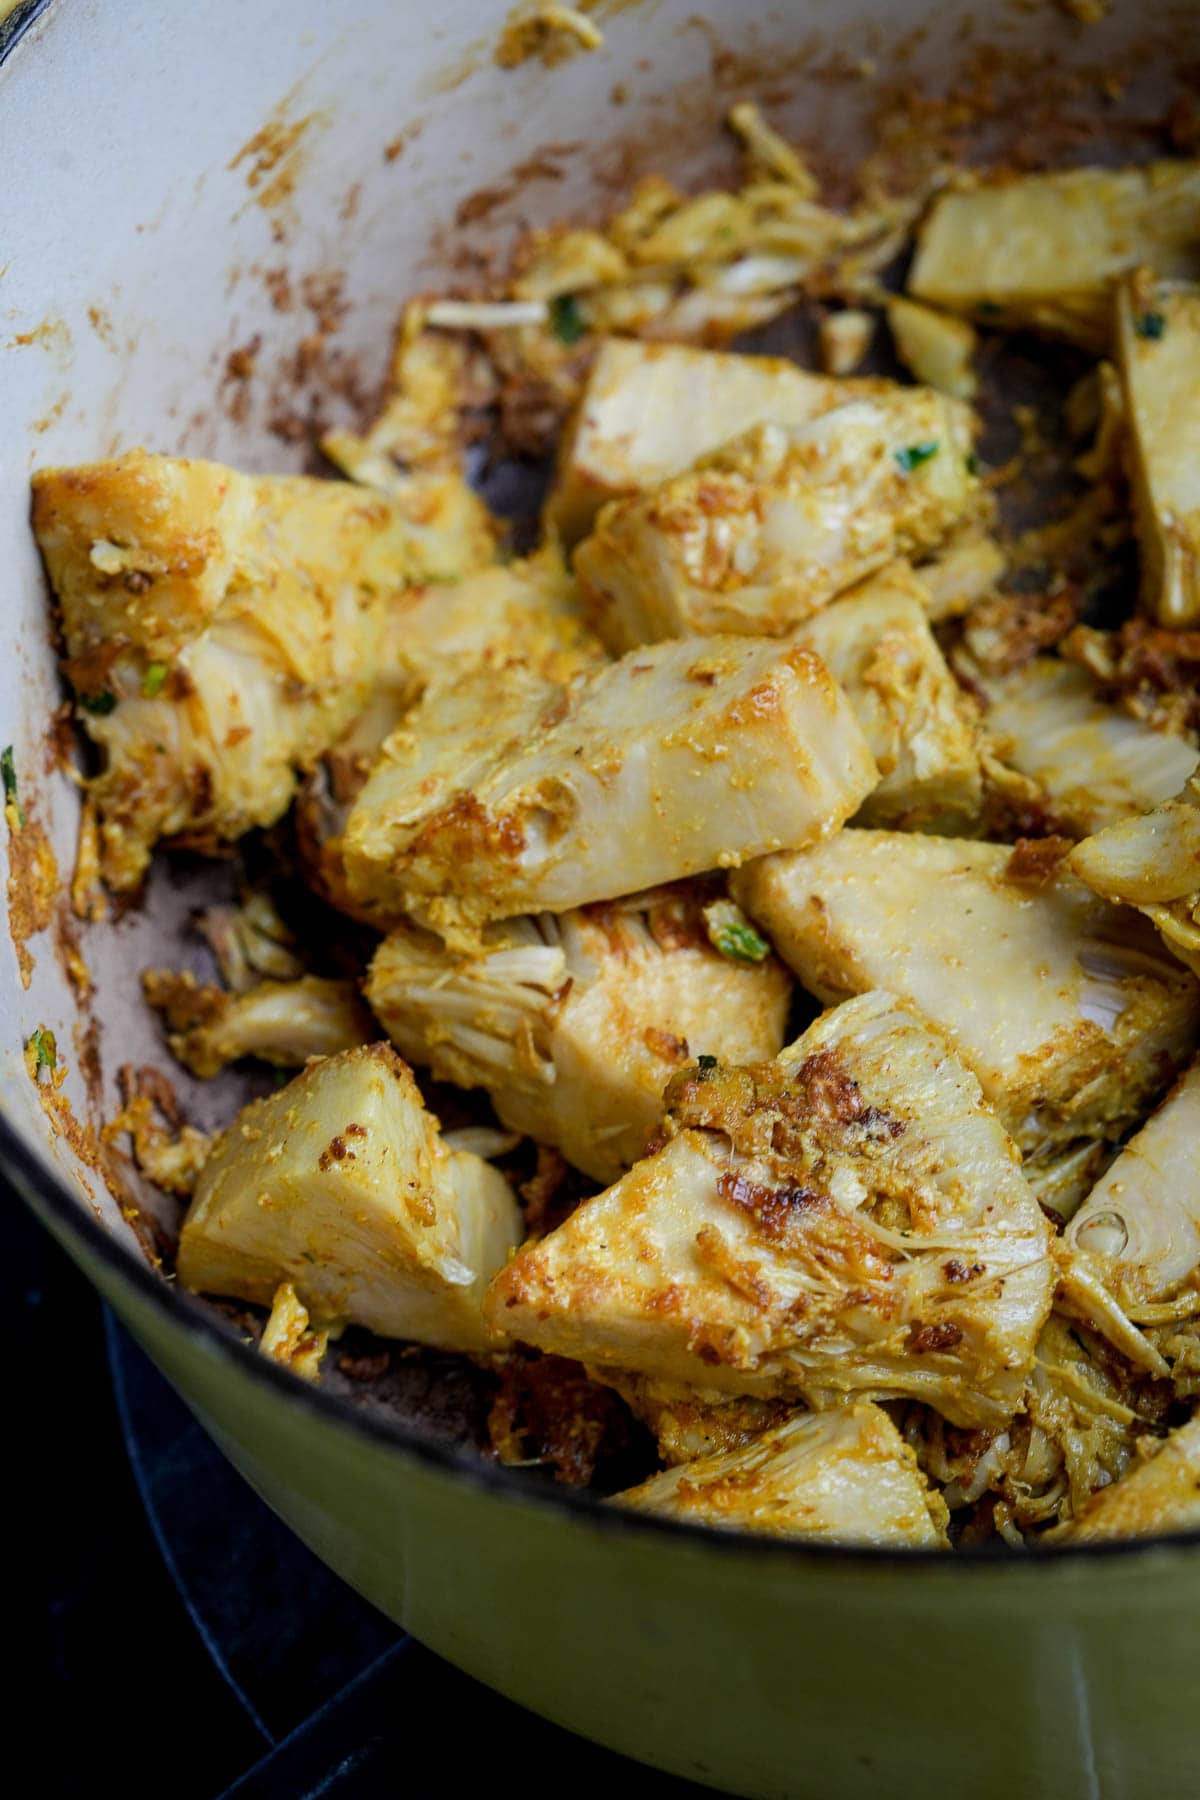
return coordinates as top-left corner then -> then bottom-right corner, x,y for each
794,564 -> 982,834
1069,775 -> 1200,977
914,525 -> 1006,622
732,830 -> 1200,1173
979,658 -> 1199,839
574,397 -> 979,653
908,160 -> 1200,351
31,449 -> 488,889
387,548 -> 605,692
1059,1061 -> 1200,1379
1063,1413 -> 1200,1542
614,1403 -> 950,1548
598,1373 -> 790,1466
142,971 -> 374,1079
344,636 -> 878,936
545,338 -> 892,543
485,991 -> 1055,1429
295,550 -> 605,924
1115,275 -> 1200,627
319,431 -> 498,578
365,882 -> 792,1184
886,296 -> 978,400
178,1044 -> 522,1353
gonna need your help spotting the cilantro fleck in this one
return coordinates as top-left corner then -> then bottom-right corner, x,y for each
1134,310 -> 1166,341
712,920 -> 772,965
697,1053 -> 718,1070
977,301 -> 1004,319
965,450 -> 980,477
142,661 -> 169,698
79,690 -> 117,716
1,745 -> 24,827
29,1027 -> 57,1072
894,441 -> 940,473
549,293 -> 586,345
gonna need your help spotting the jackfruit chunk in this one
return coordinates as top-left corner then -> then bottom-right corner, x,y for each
1058,1062 -> 1200,1378
1115,275 -> 1200,627
599,1374 -> 790,1466
142,971 -> 373,1079
1064,1414 -> 1200,1541
365,883 -> 792,1183
908,160 -> 1200,351
1069,776 -> 1200,977
613,1403 -> 950,1547
344,637 -> 877,935
980,658 -> 1198,838
574,396 -> 978,653
178,1044 -> 521,1353
886,296 -> 978,400
387,548 -> 604,693
732,831 -> 1200,1168
31,449 -> 467,889
295,551 -> 605,924
485,991 -> 1055,1428
795,564 -> 982,833
546,338 -> 888,542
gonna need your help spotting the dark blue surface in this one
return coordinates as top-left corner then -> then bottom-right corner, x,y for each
104,1304 -> 707,1797
17,1194 -> 707,1796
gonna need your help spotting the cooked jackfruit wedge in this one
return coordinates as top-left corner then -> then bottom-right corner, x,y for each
1063,1414 -> 1200,1541
485,991 -> 1055,1428
732,830 -> 1200,1169
795,564 -> 982,833
388,548 -> 604,691
142,971 -> 373,1079
1115,275 -> 1200,627
914,525 -> 1006,622
909,160 -> 1200,351
886,296 -> 978,400
545,338 -> 890,542
295,550 -> 606,922
344,637 -> 877,936
598,1373 -> 790,1466
574,398 -> 978,652
178,1044 -> 521,1352
1069,775 -> 1200,977
365,883 -> 792,1183
31,449 -> 478,889
980,658 -> 1199,838
319,432 -> 498,576
1058,1061 -> 1200,1378
613,1403 -> 950,1547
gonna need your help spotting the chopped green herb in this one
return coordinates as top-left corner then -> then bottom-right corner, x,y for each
977,301 -> 1004,319
29,1027 -> 57,1072
142,661 -> 169,698
549,293 -> 586,345
697,1053 -> 718,1070
79,690 -> 118,716
965,450 -> 980,477
1,745 -> 24,827
894,441 -> 940,473
1134,310 -> 1166,341
711,920 -> 772,964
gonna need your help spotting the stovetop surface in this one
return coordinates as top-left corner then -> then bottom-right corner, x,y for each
17,1198 -> 707,1797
